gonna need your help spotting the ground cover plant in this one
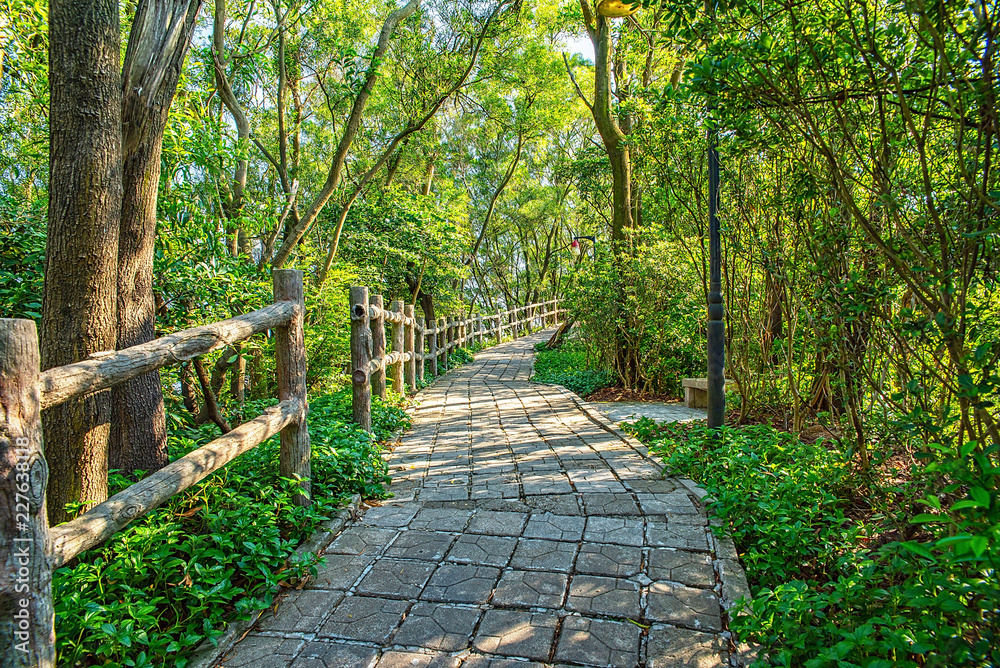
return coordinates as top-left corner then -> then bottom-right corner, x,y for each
52,389 -> 408,667
532,338 -> 615,397
627,419 -> 999,667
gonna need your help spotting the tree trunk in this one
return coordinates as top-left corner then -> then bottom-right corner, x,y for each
421,157 -> 435,195
111,0 -> 202,477
420,293 -> 436,329
579,3 -> 633,245
43,0 -> 122,524
212,0 -> 249,255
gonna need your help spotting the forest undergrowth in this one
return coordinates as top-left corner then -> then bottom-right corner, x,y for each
52,347 -> 479,667
626,419 -> 999,667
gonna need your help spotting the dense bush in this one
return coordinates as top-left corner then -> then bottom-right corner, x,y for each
0,199 -> 45,320
561,233 -> 703,394
626,420 -> 999,667
53,390 -> 408,667
531,339 -> 615,397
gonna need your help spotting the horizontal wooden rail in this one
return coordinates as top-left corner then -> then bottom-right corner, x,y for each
50,399 -> 302,567
358,350 -> 414,376
0,269 -> 312,666
40,302 -> 298,410
349,286 -> 563,432
368,305 -> 417,327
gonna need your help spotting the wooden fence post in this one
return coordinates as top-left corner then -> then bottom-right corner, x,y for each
428,317 -> 438,376
496,311 -> 503,342
417,316 -> 427,380
370,294 -> 386,400
350,286 -> 372,432
437,318 -> 448,373
274,270 -> 311,506
0,319 -> 55,667
389,300 -> 404,394
404,305 -> 416,392
476,314 -> 483,346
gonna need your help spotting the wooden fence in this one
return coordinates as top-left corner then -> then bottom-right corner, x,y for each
0,269 -> 310,667
349,286 -> 564,431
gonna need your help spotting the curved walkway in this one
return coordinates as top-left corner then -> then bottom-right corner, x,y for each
217,331 -> 750,668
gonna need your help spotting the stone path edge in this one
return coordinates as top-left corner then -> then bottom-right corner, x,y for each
188,494 -> 363,668
536,381 -> 760,666
188,339 -> 507,668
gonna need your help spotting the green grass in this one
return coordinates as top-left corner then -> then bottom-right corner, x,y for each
532,339 -> 614,397
54,388 -> 408,667
626,419 -> 999,668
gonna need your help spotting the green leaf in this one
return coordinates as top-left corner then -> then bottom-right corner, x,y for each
898,541 -> 936,560
970,535 -> 989,557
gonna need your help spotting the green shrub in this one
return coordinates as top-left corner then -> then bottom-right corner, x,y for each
626,420 -> 999,667
53,391 -> 407,667
532,339 -> 614,397
560,233 -> 702,393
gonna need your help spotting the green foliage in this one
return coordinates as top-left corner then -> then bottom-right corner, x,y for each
0,204 -> 45,320
627,420 -> 999,667
562,233 -> 703,394
339,191 -> 469,311
447,346 -> 475,367
53,392 -> 407,667
532,338 -> 614,397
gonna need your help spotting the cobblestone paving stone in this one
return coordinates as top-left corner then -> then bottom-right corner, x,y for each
217,331 -> 750,668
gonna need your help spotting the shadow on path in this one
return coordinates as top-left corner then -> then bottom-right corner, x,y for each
216,330 -> 752,668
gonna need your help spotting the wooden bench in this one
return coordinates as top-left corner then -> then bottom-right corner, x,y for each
682,377 -> 731,408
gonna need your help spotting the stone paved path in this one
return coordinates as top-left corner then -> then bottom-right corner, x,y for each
591,402 -> 707,426
217,331 -> 749,668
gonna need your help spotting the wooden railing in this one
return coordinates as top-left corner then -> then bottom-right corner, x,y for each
0,270 -> 310,667
349,286 -> 564,431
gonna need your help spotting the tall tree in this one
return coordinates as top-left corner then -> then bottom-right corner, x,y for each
42,0 -> 122,523
268,0 -> 421,268
572,0 -> 632,246
111,0 -> 203,476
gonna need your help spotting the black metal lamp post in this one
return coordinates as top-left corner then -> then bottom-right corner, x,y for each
706,74 -> 725,428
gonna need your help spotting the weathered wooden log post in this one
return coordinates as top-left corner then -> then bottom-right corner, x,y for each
443,316 -> 452,370
274,269 -> 311,506
350,286 -> 372,432
0,319 -> 55,667
417,316 -> 427,380
389,300 -> 405,394
496,310 -> 503,342
370,294 -> 386,400
428,317 -> 438,376
404,305 -> 416,392
445,317 -> 452,356
476,314 -> 484,346
437,318 -> 448,373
